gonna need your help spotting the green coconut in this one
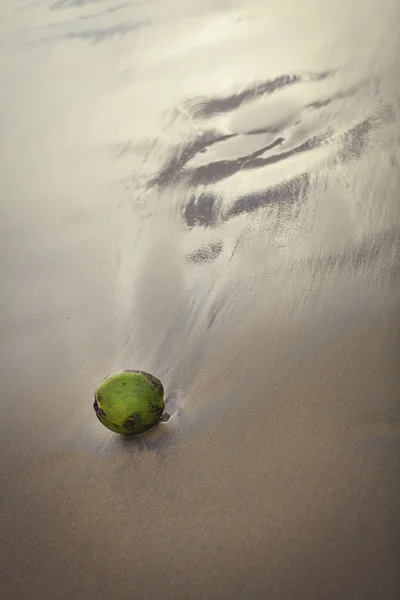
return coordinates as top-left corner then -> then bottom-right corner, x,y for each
93,370 -> 165,435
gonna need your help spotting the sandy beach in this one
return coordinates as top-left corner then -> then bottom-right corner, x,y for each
1,1 -> 399,599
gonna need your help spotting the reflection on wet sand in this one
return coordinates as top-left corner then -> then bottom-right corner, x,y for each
147,68 -> 385,253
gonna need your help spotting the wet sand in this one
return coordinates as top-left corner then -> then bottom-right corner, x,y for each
1,1 -> 400,599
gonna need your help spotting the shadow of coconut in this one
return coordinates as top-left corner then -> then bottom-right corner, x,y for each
107,394 -> 192,454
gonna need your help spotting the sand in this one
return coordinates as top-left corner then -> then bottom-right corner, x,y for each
1,1 -> 399,599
